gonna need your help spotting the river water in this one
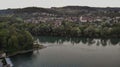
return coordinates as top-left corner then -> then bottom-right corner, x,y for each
11,36 -> 120,67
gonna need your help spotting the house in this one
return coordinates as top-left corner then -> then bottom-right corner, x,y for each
79,16 -> 87,22
80,16 -> 95,22
95,17 -> 102,22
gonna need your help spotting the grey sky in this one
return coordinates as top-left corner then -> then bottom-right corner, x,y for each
0,0 -> 120,9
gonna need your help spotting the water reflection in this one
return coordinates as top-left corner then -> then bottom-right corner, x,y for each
35,36 -> 120,47
11,36 -> 120,67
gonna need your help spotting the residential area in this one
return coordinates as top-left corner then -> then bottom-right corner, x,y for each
23,12 -> 120,26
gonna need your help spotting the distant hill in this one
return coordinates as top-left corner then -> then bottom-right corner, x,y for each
0,9 -> 14,15
0,6 -> 120,16
13,7 -> 58,14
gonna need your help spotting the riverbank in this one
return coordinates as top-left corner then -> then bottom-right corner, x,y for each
7,45 -> 46,57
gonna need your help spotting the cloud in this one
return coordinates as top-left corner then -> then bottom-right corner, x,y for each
0,0 -> 120,9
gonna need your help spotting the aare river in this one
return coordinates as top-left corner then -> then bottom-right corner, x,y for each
11,36 -> 120,67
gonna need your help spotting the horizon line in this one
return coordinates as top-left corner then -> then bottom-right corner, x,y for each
0,5 -> 120,10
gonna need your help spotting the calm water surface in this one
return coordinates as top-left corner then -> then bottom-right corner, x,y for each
11,36 -> 120,67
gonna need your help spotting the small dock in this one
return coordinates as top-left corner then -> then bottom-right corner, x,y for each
0,53 -> 14,67
0,59 -> 3,67
5,58 -> 13,67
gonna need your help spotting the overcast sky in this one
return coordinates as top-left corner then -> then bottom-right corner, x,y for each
0,0 -> 120,9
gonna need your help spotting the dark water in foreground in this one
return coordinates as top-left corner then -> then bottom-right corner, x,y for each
11,36 -> 120,67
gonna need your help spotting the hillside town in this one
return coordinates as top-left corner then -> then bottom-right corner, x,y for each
0,6 -> 120,27
22,12 -> 120,26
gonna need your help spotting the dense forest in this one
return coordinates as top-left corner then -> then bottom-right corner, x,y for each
0,17 -> 33,53
27,21 -> 120,38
